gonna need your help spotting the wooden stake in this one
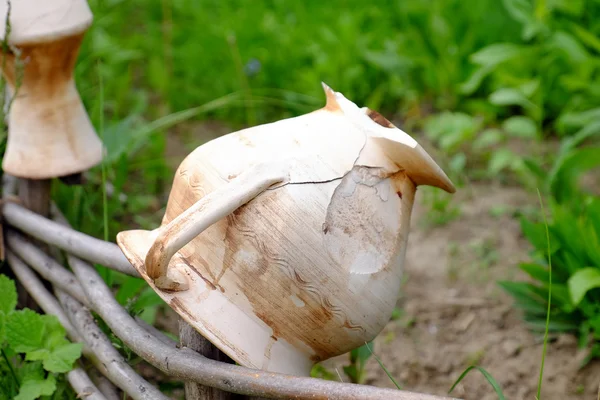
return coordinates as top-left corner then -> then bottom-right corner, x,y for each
16,178 -> 52,309
19,178 -> 51,217
178,319 -> 239,399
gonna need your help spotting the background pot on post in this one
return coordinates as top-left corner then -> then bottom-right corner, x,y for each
0,0 -> 103,215
117,84 -> 456,376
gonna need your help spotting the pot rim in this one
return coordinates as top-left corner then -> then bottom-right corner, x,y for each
117,228 -> 314,376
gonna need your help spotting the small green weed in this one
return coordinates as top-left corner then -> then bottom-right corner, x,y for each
0,275 -> 82,400
448,365 -> 506,399
419,186 -> 461,228
342,341 -> 374,384
500,145 -> 600,366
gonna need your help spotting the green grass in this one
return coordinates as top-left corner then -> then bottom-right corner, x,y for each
536,189 -> 552,400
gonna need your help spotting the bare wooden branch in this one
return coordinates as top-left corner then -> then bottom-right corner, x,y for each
5,250 -> 106,400
67,365 -> 108,400
3,202 -> 139,277
6,249 -> 77,333
179,319 -> 233,400
7,231 -> 90,306
135,316 -> 178,348
89,369 -> 121,400
57,291 -> 169,400
18,178 -> 51,217
3,173 -> 18,197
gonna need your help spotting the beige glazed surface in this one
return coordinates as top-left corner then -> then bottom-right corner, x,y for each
117,85 -> 455,376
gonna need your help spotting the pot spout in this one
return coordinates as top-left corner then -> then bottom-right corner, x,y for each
321,83 -> 456,193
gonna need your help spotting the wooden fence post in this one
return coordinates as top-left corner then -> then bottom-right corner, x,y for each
178,319 -> 239,399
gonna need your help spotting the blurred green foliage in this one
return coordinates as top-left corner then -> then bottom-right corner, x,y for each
63,0 -> 600,237
76,0 -> 600,130
499,142 -> 600,365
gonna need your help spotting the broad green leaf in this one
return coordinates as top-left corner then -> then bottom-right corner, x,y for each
525,318 -> 579,333
0,275 -> 17,315
40,315 -> 68,351
310,364 -> 337,381
470,43 -> 523,66
549,284 -> 575,311
14,371 -> 56,400
549,147 -> 600,203
580,221 -> 600,265
6,309 -> 44,353
352,341 -> 373,366
562,121 -> 600,154
473,128 -> 503,151
489,88 -> 535,112
519,263 -> 549,283
424,112 -> 480,151
25,349 -> 49,362
519,79 -> 540,97
449,153 -> 466,174
550,0 -> 584,16
342,365 -> 358,383
498,281 -> 548,315
488,148 -> 518,175
520,218 -> 560,253
556,108 -> 600,135
0,312 -> 4,343
498,281 -> 546,302
115,277 -> 147,306
568,268 -> 600,306
571,24 -> 600,53
459,65 -> 493,95
43,343 -> 83,373
502,0 -> 533,25
523,158 -> 546,180
552,31 -> 589,63
502,116 -> 538,139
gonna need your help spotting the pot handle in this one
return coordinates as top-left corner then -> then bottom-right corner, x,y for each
145,161 -> 289,291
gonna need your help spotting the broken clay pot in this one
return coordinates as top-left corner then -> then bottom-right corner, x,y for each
0,0 -> 103,179
117,84 -> 455,376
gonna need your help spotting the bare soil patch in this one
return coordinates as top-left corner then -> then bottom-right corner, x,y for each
323,182 -> 600,400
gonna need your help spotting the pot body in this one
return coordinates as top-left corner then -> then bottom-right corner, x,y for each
119,107 -> 418,375
0,5 -> 103,179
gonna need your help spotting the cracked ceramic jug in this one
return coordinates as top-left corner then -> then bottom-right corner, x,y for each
117,84 -> 455,376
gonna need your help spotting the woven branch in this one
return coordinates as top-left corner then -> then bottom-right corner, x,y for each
57,290 -> 169,400
6,250 -> 106,400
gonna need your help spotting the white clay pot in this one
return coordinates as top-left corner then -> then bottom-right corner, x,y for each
0,0 -> 103,179
117,84 -> 455,376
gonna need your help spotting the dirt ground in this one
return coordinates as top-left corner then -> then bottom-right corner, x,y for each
159,123 -> 600,399
319,182 -> 600,400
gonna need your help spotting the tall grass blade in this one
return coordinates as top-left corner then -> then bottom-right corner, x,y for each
364,342 -> 402,389
536,188 -> 552,400
98,61 -> 108,243
448,365 -> 505,399
98,60 -> 111,285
